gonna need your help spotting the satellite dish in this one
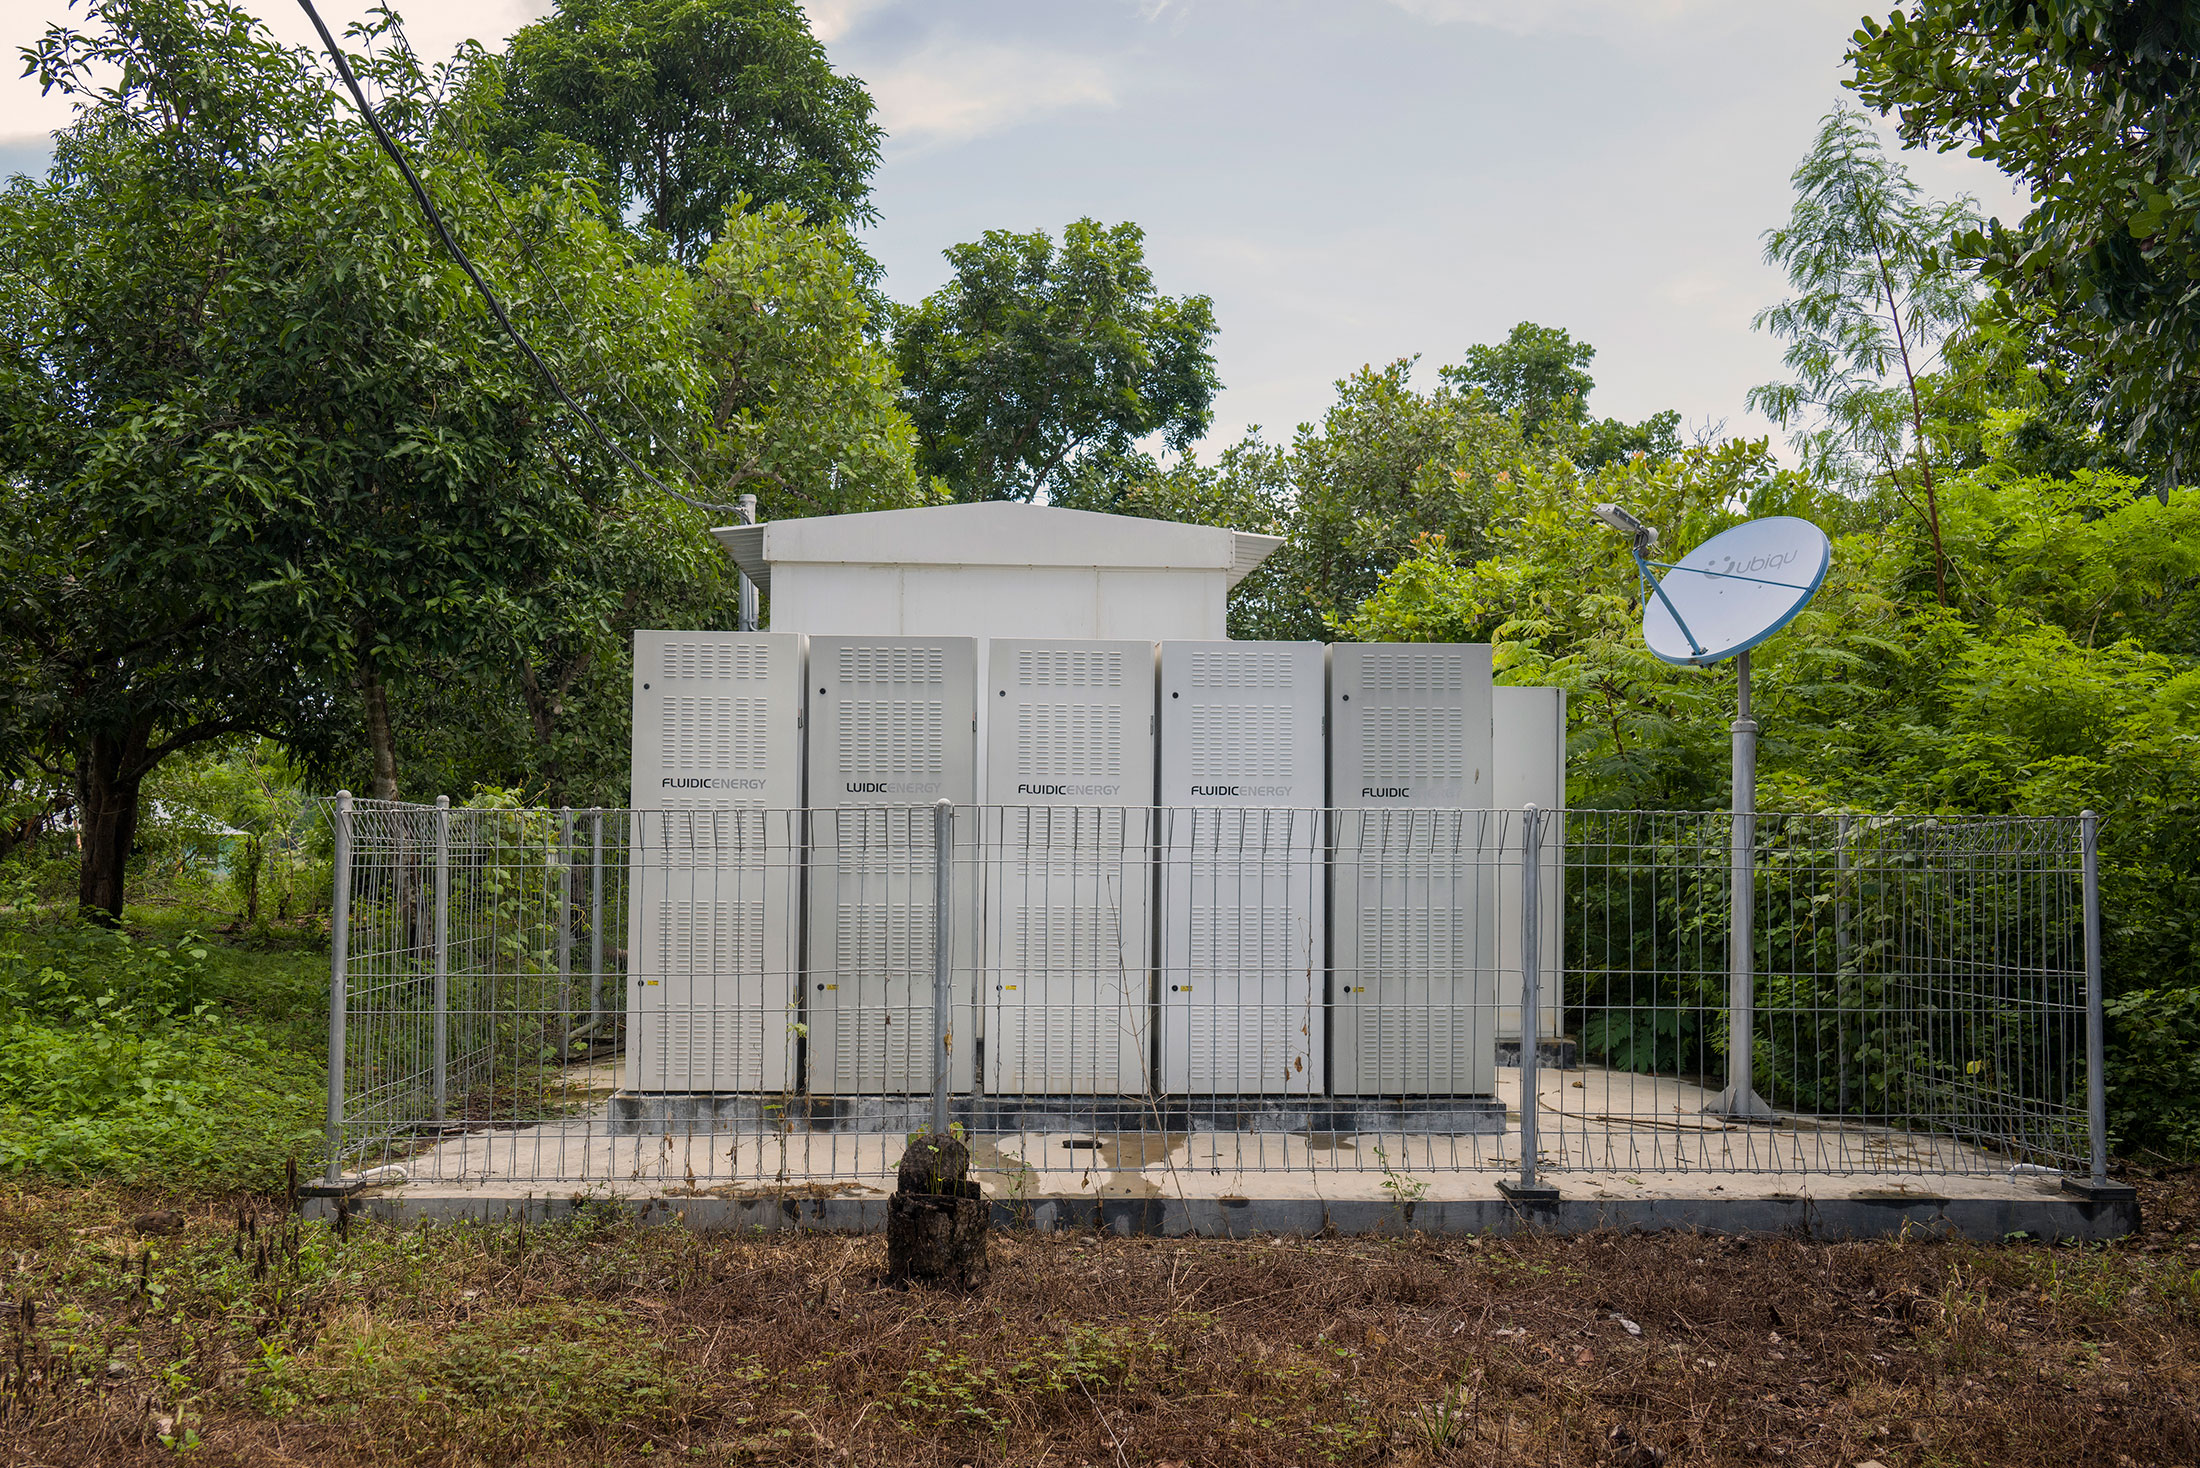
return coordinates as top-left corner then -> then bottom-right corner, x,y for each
1641,516 -> 1830,667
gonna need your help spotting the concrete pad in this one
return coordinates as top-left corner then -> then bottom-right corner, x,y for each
322,1058 -> 2130,1241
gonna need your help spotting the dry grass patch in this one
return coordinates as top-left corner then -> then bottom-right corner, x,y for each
0,1173 -> 2195,1466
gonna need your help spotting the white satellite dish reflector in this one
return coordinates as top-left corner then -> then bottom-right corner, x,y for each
1641,516 -> 1830,667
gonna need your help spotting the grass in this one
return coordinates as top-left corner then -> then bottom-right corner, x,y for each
1,1175 -> 2196,1466
0,897 -> 327,1191
1,870 -> 2196,1464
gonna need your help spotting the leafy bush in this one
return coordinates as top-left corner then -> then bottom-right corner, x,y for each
0,899 -> 323,1186
2105,986 -> 2200,1163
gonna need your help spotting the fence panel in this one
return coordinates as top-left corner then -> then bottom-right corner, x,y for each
326,801 -> 2095,1190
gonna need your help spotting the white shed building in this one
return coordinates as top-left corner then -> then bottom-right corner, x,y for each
711,501 -> 1283,640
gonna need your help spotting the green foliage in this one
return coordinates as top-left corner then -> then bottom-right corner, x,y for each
1748,105 -> 1981,607
2,0 -> 915,861
695,200 -> 927,517
0,901 -> 324,1184
1071,330 -> 1676,643
1276,361 -> 1531,640
2104,986 -> 2200,1161
0,0 -> 717,905
134,741 -> 331,927
1749,105 -> 1982,484
1850,0 -> 2200,487
477,0 -> 882,271
1441,320 -> 1680,470
891,218 -> 1220,503
894,1328 -> 1166,1434
1442,321 -> 1597,439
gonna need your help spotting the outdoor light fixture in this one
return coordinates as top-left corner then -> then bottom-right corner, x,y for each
1591,502 -> 1658,556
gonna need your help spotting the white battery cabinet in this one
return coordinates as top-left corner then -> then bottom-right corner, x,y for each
1157,641 -> 1326,1095
1329,643 -> 1498,1096
1494,685 -> 1567,1042
981,640 -> 1157,1095
805,636 -> 979,1094
626,631 -> 804,1092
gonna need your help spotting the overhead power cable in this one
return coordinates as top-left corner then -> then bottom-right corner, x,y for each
383,16 -> 716,496
293,0 -> 745,520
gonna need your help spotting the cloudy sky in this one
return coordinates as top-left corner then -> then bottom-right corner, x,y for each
2,0 -> 2027,456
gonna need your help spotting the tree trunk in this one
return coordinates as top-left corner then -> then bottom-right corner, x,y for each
359,664 -> 400,801
886,1135 -> 989,1288
76,720 -> 152,924
516,659 -> 567,804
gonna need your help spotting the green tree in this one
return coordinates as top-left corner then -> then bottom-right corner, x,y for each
477,0 -> 882,270
1748,104 -> 1982,604
1,0 -> 708,911
1058,355 -> 1559,641
694,201 -> 927,518
1282,360 -> 1543,641
890,219 -> 1220,503
344,199 -> 929,808
1441,321 -> 1681,470
1442,322 -> 1595,438
2,0 -> 355,917
1850,0 -> 2200,495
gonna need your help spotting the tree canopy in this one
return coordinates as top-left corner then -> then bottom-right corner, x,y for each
1850,0 -> 2200,492
1442,322 -> 1682,471
1748,105 -> 1983,603
477,0 -> 883,270
890,219 -> 1220,503
0,0 -> 923,913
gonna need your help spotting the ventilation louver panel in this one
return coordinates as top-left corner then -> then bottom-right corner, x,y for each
1329,643 -> 1498,1095
627,632 -> 803,1093
807,638 -> 979,1094
983,640 -> 1156,1095
1157,641 -> 1325,1095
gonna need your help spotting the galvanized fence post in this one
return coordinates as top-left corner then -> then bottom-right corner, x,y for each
589,809 -> 605,1035
433,795 -> 449,1122
556,806 -> 574,1034
1502,803 -> 1556,1201
2081,809 -> 2108,1190
932,798 -> 954,1139
325,790 -> 353,1186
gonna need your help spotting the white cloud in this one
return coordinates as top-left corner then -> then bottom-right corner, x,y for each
1384,0 -> 1737,38
801,0 -> 897,45
869,41 -> 1118,149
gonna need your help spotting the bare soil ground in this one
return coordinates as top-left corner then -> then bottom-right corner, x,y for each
3,1172 -> 2196,1468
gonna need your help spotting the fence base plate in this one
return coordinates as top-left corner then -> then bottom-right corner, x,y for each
2061,1178 -> 2138,1203
1496,1179 -> 1561,1203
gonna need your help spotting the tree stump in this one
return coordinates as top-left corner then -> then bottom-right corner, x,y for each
886,1134 -> 989,1289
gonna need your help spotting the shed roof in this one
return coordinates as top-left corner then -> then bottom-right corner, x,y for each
709,501 -> 1283,597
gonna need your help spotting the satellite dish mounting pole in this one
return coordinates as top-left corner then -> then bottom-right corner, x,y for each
736,492 -> 759,632
1605,509 -> 1827,1122
1712,649 -> 1773,1119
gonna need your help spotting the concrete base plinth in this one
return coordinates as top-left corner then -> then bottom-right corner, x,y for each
609,1091 -> 1508,1137
307,1179 -> 2136,1243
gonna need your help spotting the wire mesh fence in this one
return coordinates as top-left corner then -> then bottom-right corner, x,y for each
326,798 -> 2102,1191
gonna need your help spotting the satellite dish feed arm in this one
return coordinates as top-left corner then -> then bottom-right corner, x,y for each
1643,559 -> 1814,594
1633,548 -> 1706,659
